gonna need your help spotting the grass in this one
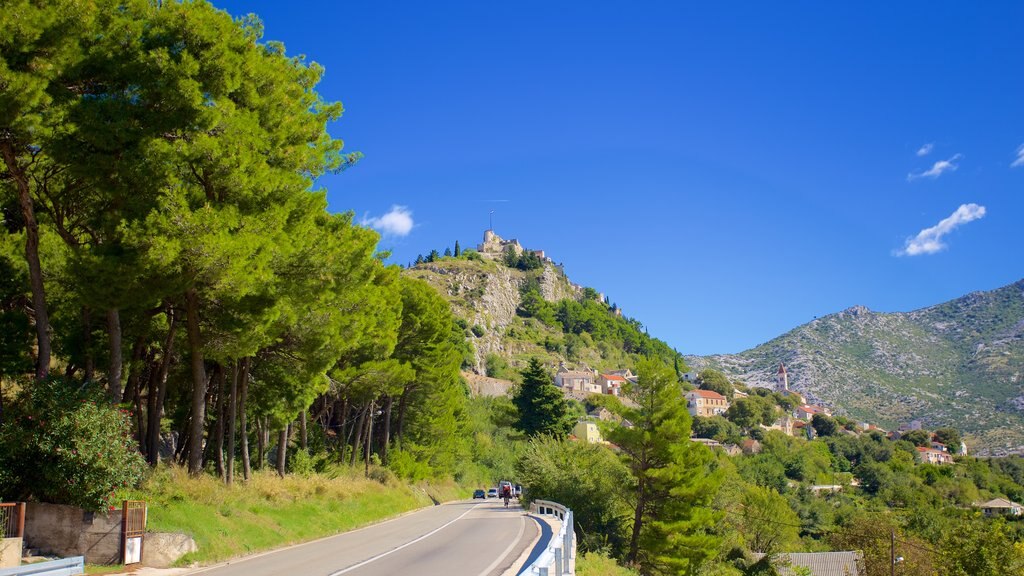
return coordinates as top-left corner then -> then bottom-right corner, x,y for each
120,465 -> 465,566
576,552 -> 639,576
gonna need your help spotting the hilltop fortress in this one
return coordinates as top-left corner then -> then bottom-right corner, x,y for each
477,229 -> 550,262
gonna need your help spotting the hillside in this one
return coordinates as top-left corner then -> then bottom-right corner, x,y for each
687,279 -> 1024,455
403,232 -> 677,379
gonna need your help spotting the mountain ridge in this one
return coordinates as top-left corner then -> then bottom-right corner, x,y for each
687,278 -> 1024,455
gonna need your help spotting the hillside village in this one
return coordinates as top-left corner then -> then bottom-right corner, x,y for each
556,360 -> 963,466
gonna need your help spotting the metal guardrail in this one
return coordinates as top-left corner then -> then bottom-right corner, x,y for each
0,557 -> 84,576
525,500 -> 575,576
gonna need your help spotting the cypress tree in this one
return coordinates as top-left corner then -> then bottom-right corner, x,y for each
454,240 -> 461,257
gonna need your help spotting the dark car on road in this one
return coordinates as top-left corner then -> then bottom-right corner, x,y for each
472,489 -> 486,499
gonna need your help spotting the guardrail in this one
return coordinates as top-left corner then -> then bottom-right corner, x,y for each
524,500 -> 575,576
0,557 -> 84,576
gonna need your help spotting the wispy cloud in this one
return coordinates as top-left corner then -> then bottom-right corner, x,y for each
897,203 -> 986,256
907,154 -> 962,181
361,205 -> 414,237
916,143 -> 934,157
1012,144 -> 1024,168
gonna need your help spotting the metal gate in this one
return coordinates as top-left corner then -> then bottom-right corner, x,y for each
120,501 -> 146,566
0,503 -> 25,539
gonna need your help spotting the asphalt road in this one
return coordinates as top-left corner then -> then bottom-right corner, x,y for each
187,499 -> 538,576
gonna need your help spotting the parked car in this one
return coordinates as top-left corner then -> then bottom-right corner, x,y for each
473,489 -> 486,499
514,484 -> 523,497
487,488 -> 498,498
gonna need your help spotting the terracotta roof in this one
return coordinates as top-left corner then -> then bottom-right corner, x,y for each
689,389 -> 727,400
600,374 -> 626,381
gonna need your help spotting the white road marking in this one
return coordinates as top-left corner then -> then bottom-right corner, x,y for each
326,503 -> 482,576
477,512 -> 526,576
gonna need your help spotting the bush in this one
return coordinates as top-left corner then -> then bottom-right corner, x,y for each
0,377 -> 147,510
471,324 -> 486,337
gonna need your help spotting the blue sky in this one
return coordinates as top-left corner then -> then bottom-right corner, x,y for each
219,1 -> 1023,356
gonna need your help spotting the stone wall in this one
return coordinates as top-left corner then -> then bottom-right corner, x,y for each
24,503 -> 122,564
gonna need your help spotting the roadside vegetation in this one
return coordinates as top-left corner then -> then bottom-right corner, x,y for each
119,466 -> 460,565
1,3 -> 1022,576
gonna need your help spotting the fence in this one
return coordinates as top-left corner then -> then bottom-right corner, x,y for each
525,500 -> 575,576
0,504 -> 25,539
0,557 -> 84,576
120,501 -> 146,565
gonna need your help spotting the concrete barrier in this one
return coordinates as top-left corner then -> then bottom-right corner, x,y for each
23,504 -> 120,565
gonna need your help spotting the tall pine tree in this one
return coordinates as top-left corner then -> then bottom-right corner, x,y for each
512,358 -> 572,438
606,357 -> 721,575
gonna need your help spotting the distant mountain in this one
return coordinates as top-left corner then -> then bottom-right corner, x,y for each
687,279 -> 1024,455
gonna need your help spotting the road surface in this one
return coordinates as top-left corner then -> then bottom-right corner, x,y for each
188,499 -> 539,576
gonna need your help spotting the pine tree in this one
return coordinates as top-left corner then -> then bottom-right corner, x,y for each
415,254 -> 425,265
607,357 -> 721,575
443,247 -> 452,257
454,240 -> 461,257
427,249 -> 440,262
512,358 -> 573,438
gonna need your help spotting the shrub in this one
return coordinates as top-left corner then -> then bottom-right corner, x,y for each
0,377 -> 147,510
471,324 -> 486,337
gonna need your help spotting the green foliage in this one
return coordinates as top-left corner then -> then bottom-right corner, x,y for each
0,250 -> 33,377
730,485 -> 802,554
934,427 -> 963,452
810,413 -> 839,437
512,358 -> 573,438
693,416 -> 743,445
606,357 -> 721,574
901,429 -> 931,447
485,353 -> 512,380
471,324 -> 486,337
698,369 -> 734,400
726,396 -> 779,430
516,436 -> 631,555
0,377 -> 146,510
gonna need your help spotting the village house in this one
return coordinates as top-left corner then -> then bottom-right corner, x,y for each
976,498 -> 1023,517
685,389 -> 730,417
555,367 -> 595,393
751,551 -> 864,576
587,406 -> 615,421
764,414 -> 796,436
596,373 -> 626,396
572,420 -> 603,444
915,446 -> 954,465
794,404 -> 831,421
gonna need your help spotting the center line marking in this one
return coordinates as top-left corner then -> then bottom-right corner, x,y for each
327,503 -> 481,576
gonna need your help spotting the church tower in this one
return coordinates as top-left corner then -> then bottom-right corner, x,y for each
777,362 -> 789,392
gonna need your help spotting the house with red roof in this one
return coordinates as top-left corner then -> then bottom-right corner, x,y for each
915,446 -> 954,465
597,373 -> 626,396
685,389 -> 730,417
794,404 -> 832,421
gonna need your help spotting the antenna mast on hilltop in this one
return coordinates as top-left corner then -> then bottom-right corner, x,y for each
489,210 -> 494,231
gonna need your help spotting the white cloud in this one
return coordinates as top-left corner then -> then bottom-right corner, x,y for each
916,143 -> 934,157
897,203 -> 986,256
362,205 -> 414,237
1012,144 -> 1024,168
907,154 -> 962,181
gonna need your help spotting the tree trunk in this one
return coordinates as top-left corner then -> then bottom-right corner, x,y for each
226,362 -> 238,485
396,387 -> 412,449
276,425 -> 289,478
82,307 -> 94,382
106,308 -> 123,402
299,410 -> 307,452
351,405 -> 367,467
132,347 -> 152,454
147,308 -> 176,466
626,475 -> 646,564
239,358 -> 251,480
184,288 -> 208,475
382,396 -> 393,465
0,141 -> 51,380
364,400 -> 374,477
256,416 -> 266,470
213,365 -> 225,479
